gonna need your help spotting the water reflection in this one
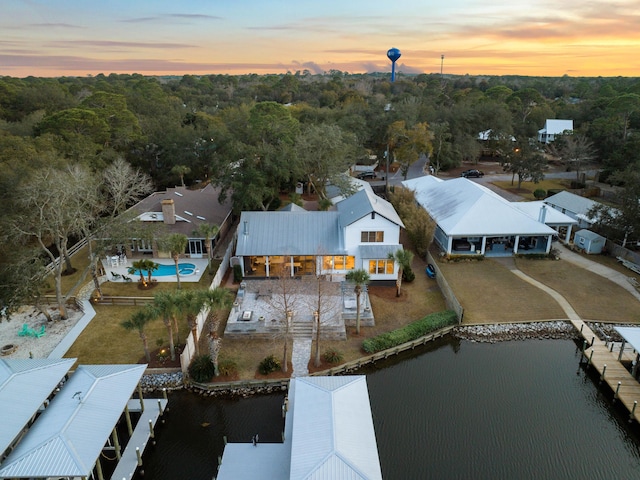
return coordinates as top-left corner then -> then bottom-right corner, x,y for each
142,339 -> 640,480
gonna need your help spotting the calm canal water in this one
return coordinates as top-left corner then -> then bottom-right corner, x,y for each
141,338 -> 640,480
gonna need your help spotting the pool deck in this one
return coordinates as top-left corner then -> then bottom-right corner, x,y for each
105,258 -> 209,283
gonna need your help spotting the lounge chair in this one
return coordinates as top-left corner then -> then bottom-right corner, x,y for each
122,275 -> 132,282
111,271 -> 122,280
18,323 -> 30,337
35,325 -> 46,338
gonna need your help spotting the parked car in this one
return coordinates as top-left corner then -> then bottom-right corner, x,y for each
357,171 -> 377,180
461,169 -> 484,178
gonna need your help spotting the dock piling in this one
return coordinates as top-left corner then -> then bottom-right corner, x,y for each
600,364 -> 607,383
630,401 -> 638,423
135,447 -> 143,466
614,381 -> 622,401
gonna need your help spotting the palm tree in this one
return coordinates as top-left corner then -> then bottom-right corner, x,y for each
160,233 -> 188,289
128,259 -> 159,286
121,305 -> 155,362
151,290 -> 182,361
388,248 -> 414,297
177,289 -> 208,357
203,287 -> 232,375
194,223 -> 220,274
171,164 -> 191,187
346,269 -> 370,335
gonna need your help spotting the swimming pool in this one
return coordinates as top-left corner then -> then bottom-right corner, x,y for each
135,263 -> 197,277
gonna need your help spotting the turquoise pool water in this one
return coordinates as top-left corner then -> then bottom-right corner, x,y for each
135,262 -> 197,277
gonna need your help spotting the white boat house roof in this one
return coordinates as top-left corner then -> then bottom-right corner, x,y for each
217,375 -> 383,480
403,177 -> 557,237
0,364 -> 147,479
0,358 -> 76,458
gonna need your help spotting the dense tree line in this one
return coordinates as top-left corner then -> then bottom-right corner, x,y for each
1,71 -> 640,312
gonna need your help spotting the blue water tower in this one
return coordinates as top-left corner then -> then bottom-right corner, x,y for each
387,48 -> 401,82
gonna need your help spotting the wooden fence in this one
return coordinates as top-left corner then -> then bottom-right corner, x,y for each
93,296 -> 154,306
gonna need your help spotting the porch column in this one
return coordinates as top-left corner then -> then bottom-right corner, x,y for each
545,235 -> 552,254
266,256 -> 270,277
513,235 -> 520,254
447,237 -> 453,255
481,237 -> 487,255
565,225 -> 572,243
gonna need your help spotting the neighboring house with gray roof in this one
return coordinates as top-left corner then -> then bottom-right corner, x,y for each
235,189 -> 404,281
129,184 -> 233,258
543,190 -> 602,229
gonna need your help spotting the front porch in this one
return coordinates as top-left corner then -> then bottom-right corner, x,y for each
444,235 -> 553,257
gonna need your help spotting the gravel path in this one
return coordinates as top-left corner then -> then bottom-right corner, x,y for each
0,305 -> 83,359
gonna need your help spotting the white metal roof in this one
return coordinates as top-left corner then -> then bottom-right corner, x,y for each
0,364 -> 146,479
538,119 -> 574,135
544,191 -> 601,218
359,244 -> 402,259
511,201 -> 578,226
236,211 -> 342,256
403,177 -> 557,237
615,327 -> 640,353
337,189 -> 404,228
289,376 -> 382,480
0,358 -> 75,457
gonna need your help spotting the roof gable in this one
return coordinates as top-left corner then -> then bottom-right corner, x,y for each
289,376 -> 382,480
337,189 -> 404,228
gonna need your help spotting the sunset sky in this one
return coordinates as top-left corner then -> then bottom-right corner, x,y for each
2,0 -> 639,78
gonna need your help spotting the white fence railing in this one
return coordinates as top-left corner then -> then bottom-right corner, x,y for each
180,230 -> 237,373
43,238 -> 89,276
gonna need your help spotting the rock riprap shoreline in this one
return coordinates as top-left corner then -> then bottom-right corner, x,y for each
453,321 -> 578,342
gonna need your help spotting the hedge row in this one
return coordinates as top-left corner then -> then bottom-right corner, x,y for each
362,310 -> 458,354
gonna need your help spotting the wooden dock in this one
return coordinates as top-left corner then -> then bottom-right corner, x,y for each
572,319 -> 640,422
111,398 -> 168,480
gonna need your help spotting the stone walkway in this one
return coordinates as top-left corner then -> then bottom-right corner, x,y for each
291,338 -> 312,377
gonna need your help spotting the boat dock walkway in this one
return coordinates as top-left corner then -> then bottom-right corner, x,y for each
111,398 -> 168,480
572,319 -> 640,422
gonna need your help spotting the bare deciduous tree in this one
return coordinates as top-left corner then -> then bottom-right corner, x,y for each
266,264 -> 302,373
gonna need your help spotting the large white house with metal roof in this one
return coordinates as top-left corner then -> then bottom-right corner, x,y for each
235,188 -> 404,281
402,176 -> 576,257
217,375 -> 383,480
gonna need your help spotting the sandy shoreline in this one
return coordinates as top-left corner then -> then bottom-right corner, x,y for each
0,305 -> 83,359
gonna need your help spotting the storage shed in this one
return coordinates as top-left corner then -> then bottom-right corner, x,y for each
574,229 -> 605,254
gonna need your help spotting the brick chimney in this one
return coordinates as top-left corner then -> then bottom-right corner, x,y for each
161,199 -> 176,225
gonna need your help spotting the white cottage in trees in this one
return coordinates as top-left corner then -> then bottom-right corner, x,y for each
235,188 -> 404,282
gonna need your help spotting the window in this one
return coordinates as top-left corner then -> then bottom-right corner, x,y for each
361,231 -> 384,243
368,259 -> 394,275
322,255 -> 356,271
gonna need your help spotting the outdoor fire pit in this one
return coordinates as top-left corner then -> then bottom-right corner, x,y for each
1,344 -> 18,356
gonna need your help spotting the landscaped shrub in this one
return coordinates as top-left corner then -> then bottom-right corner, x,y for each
362,310 -> 458,354
318,198 -> 333,211
533,188 -> 546,199
323,348 -> 344,364
188,354 -> 215,383
258,354 -> 281,375
402,266 -> 416,282
233,264 -> 243,283
217,359 -> 238,377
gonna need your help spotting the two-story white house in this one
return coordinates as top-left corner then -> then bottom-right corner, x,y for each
234,188 -> 404,282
